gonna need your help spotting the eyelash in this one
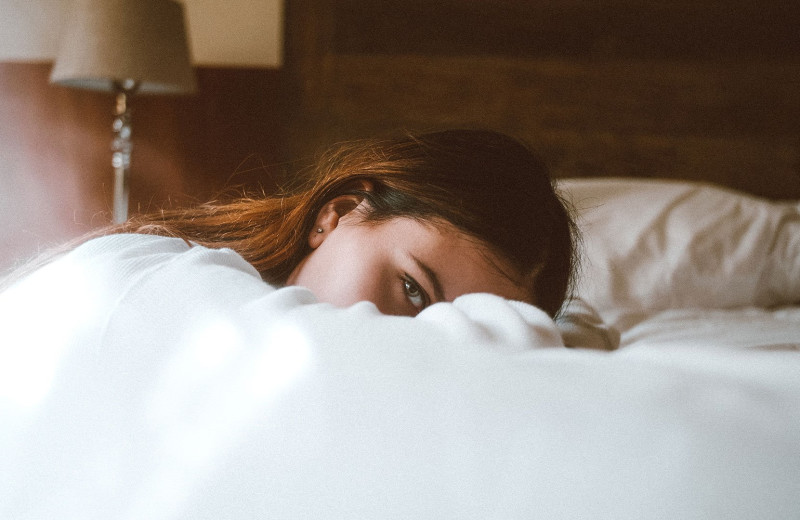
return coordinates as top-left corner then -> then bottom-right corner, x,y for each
402,274 -> 429,311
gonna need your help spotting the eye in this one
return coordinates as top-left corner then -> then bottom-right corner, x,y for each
402,275 -> 429,311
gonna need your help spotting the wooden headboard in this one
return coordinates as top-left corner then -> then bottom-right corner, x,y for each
281,0 -> 800,200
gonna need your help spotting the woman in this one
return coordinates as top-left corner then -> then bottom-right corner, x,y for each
2,129 -> 576,318
0,130 -> 607,520
114,129 -> 576,317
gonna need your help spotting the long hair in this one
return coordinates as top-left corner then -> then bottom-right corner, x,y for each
114,129 -> 577,316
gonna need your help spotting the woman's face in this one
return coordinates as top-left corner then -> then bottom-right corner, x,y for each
287,208 -> 528,317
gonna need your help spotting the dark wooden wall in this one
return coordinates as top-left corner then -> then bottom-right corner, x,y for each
283,0 -> 800,199
4,0 -> 800,270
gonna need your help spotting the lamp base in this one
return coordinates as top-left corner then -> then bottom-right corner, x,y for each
111,80 -> 139,224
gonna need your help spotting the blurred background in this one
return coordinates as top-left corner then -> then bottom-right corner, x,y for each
1,0 -> 285,271
1,0 -> 799,272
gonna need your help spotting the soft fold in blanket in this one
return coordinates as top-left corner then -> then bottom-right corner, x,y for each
1,234 -> 799,519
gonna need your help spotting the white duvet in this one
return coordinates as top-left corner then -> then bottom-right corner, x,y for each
1,178 -> 799,519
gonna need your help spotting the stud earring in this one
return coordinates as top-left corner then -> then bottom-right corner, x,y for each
316,228 -> 323,233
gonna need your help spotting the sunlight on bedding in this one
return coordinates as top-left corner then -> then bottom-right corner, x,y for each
0,257 -> 101,411
251,324 -> 311,398
146,319 -> 311,425
126,321 -> 312,518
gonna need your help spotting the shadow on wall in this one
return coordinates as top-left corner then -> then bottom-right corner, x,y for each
0,63 -> 287,275
0,64 -> 108,273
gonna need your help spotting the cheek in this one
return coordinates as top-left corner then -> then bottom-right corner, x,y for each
289,238 -> 384,309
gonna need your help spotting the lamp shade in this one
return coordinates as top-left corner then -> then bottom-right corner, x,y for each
50,0 -> 196,94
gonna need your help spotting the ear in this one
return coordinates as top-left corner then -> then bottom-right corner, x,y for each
308,192 -> 370,249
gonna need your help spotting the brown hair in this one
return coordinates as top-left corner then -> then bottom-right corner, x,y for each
115,129 -> 577,316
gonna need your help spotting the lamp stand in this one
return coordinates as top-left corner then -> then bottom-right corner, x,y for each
111,80 -> 139,223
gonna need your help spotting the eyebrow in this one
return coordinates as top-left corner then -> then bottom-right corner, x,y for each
411,254 -> 445,303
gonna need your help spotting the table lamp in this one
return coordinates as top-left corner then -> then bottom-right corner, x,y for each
50,0 -> 196,223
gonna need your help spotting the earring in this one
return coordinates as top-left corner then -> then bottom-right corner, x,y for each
316,228 -> 323,233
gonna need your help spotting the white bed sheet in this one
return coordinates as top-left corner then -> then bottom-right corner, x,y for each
620,306 -> 800,352
1,234 -> 799,519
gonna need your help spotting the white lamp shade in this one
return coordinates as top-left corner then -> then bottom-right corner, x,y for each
50,0 -> 196,94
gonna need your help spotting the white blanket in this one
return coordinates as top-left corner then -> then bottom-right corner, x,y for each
1,234 -> 799,519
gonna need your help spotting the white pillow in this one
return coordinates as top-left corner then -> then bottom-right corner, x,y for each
558,178 -> 800,313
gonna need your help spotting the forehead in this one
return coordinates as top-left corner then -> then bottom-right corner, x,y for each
354,216 -> 530,303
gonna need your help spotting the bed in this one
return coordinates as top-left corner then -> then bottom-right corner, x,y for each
3,1 -> 800,517
1,177 -> 798,519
